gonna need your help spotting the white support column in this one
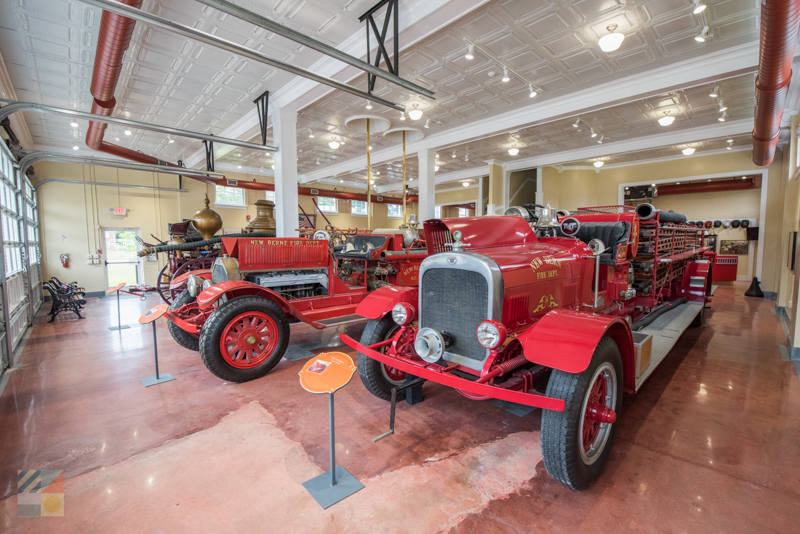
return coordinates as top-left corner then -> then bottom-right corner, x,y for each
476,176 -> 484,216
418,148 -> 436,221
535,166 -> 544,205
273,107 -> 299,237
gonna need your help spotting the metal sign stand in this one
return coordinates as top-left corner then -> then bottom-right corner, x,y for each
107,284 -> 130,331
138,304 -> 175,387
299,353 -> 363,509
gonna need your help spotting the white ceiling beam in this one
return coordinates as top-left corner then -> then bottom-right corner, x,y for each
184,0 -> 492,168
299,43 -> 759,183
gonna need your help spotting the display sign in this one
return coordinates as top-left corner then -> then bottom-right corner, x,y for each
139,304 -> 168,324
106,282 -> 126,294
299,352 -> 356,394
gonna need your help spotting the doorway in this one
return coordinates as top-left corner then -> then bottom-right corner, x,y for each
103,228 -> 143,288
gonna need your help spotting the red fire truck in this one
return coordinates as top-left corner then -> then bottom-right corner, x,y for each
166,232 -> 426,383
342,204 -> 714,490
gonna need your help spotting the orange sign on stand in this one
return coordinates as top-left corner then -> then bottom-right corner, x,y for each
139,304 -> 168,324
299,352 -> 357,395
106,283 -> 125,295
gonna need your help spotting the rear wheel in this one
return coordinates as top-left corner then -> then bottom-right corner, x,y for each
167,290 -> 201,351
199,296 -> 289,382
358,315 -> 415,400
542,337 -> 623,490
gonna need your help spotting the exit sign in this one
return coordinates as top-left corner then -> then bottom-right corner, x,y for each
111,208 -> 128,216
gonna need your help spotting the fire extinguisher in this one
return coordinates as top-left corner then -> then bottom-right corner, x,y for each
60,254 -> 69,268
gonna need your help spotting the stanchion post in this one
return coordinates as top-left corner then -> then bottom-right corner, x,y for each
329,392 -> 336,487
138,304 -> 175,387
107,283 -> 130,331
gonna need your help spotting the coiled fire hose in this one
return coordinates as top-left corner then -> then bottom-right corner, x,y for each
137,232 -> 276,256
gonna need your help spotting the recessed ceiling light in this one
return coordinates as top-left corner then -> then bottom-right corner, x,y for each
70,121 -> 79,128
593,161 -> 604,168
683,147 -> 696,155
115,137 -> 119,141
501,67 -> 510,83
741,176 -> 747,180
465,43 -> 474,60
707,179 -> 712,182
340,179 -> 344,183
709,84 -> 719,97
462,181 -> 470,187
508,145 -> 519,156
658,111 -> 675,126
124,130 -> 131,135
72,145 -> 79,150
599,24 -> 625,52
676,182 -> 681,185
408,103 -> 423,121
693,1 -> 707,14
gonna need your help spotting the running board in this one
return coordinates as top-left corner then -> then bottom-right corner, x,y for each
312,314 -> 367,328
634,301 -> 703,391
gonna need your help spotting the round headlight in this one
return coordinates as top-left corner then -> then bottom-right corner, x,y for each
392,303 -> 415,325
202,278 -> 213,291
187,274 -> 203,297
476,320 -> 507,349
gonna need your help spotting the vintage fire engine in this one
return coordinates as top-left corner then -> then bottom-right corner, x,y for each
342,203 -> 714,490
166,226 -> 427,383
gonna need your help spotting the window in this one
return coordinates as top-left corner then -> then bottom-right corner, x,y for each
264,191 -> 275,203
435,205 -> 442,218
351,200 -> 368,216
458,208 -> 469,218
215,185 -> 245,207
316,197 -> 338,213
386,204 -> 402,218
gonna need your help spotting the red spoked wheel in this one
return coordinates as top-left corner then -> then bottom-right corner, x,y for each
199,296 -> 290,383
358,315 -> 421,400
579,364 -> 617,465
542,337 -> 622,490
381,326 -> 416,385
219,311 -> 279,369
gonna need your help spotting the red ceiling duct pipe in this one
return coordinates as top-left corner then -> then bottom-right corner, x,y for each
85,0 -> 177,166
752,0 -> 800,166
656,177 -> 760,196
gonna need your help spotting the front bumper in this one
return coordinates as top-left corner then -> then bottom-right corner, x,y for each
341,334 -> 565,412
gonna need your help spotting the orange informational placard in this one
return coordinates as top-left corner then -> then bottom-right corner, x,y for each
299,352 -> 357,394
139,304 -> 169,324
106,283 -> 125,295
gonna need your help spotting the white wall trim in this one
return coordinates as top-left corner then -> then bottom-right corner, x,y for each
617,169 -> 768,282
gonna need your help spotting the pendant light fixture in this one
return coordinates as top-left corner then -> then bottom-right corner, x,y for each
597,135 -> 604,144
328,137 -> 340,149
692,1 -> 707,14
308,128 -> 314,138
70,121 -> 79,128
529,84 -> 537,98
366,100 -> 373,110
598,24 -> 625,52
424,119 -> 430,129
508,145 -> 519,156
572,118 -> 581,128
718,101 -> 727,112
658,111 -> 675,126
709,84 -> 719,97
682,147 -> 696,155
462,181 -> 470,187
399,111 -> 406,121
695,26 -> 710,42
465,44 -> 474,60
501,67 -> 510,82
408,103 -> 423,121
718,111 -> 727,122
593,161 -> 604,168
590,128 -> 597,138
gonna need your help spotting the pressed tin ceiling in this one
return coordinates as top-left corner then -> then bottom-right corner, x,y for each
0,0 -> 760,186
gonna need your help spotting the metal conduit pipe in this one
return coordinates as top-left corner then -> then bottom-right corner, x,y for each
752,0 -> 800,166
35,178 -> 188,193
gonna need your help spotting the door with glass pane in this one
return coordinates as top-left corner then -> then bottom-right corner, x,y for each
103,228 -> 142,288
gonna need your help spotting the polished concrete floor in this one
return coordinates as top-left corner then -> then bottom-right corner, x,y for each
0,283 -> 798,532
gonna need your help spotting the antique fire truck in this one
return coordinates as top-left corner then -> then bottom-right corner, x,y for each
342,203 -> 713,490
166,224 -> 427,383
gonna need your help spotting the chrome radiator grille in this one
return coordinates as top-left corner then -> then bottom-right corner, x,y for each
420,268 -> 488,361
212,263 -> 228,285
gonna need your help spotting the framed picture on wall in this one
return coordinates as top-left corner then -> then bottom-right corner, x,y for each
788,231 -> 797,271
300,214 -> 316,229
720,240 -> 749,255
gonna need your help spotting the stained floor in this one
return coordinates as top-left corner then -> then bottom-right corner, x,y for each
0,283 -> 798,533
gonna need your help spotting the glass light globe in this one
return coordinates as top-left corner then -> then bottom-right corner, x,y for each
408,109 -> 423,120
658,115 -> 675,126
593,161 -> 604,168
508,147 -> 519,156
599,25 -> 625,52
682,148 -> 695,155
328,140 -> 339,149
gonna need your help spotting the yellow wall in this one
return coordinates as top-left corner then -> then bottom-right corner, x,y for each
435,187 -> 478,204
540,150 -> 785,292
33,161 -> 414,293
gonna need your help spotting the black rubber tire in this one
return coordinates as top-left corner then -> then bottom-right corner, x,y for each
167,290 -> 200,351
199,296 -> 290,383
691,305 -> 705,327
358,315 -> 403,401
541,337 -> 623,490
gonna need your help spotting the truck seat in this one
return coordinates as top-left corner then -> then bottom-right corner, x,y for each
334,235 -> 390,259
558,221 -> 631,263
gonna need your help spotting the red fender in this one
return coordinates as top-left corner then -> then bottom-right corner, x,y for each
517,309 -> 636,392
170,268 -> 212,290
197,280 -> 325,329
355,285 -> 419,320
